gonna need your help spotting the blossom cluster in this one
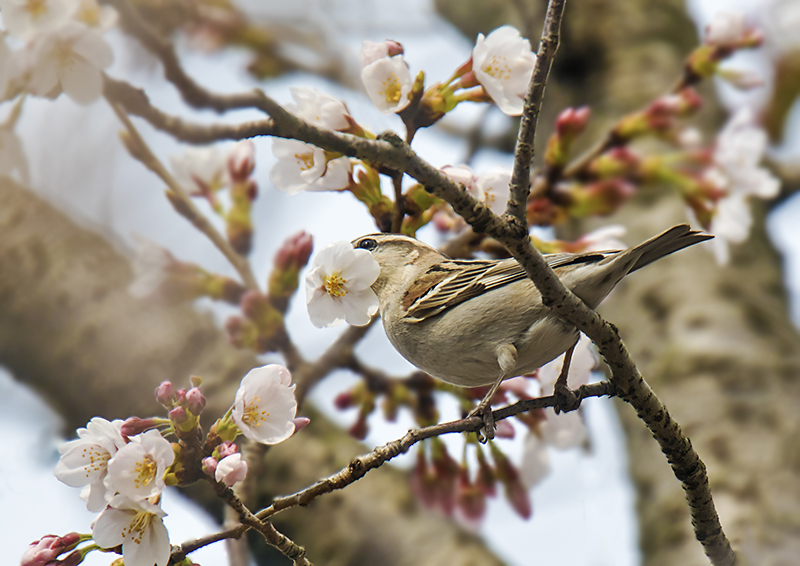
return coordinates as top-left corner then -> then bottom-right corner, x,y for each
24,365 -> 303,566
0,0 -> 117,104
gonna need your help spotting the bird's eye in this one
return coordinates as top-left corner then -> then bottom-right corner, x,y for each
357,238 -> 378,251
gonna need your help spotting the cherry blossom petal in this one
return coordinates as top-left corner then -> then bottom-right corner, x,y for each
361,55 -> 413,113
232,365 -> 298,445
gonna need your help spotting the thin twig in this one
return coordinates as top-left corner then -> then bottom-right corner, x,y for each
506,0 -> 566,225
175,381 -> 614,555
107,101 -> 260,291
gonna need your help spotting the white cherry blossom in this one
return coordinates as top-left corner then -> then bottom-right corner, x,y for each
105,429 -> 174,502
704,12 -> 747,47
169,146 -> 228,195
92,496 -> 170,566
215,453 -> 248,486
74,0 -> 117,31
232,364 -> 298,444
706,194 -> 752,265
441,164 -> 477,190
286,87 -> 350,131
692,110 -> 780,264
472,26 -> 536,116
713,109 -> 779,199
0,0 -> 76,41
26,21 -> 113,104
54,417 -> 127,511
305,241 -> 380,327
270,138 -> 351,194
361,55 -> 413,113
474,168 -> 511,215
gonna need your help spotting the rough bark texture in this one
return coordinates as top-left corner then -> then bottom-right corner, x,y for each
437,0 -> 800,564
0,177 -> 504,566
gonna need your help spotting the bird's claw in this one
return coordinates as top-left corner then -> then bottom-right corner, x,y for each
554,381 -> 580,414
468,404 -> 496,443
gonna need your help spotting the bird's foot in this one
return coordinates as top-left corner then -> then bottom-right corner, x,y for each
553,380 -> 580,414
467,401 -> 495,443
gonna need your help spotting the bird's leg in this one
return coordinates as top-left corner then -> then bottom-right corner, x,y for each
468,343 -> 518,443
553,344 -> 580,414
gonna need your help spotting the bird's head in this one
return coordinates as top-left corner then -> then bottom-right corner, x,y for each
351,234 -> 442,300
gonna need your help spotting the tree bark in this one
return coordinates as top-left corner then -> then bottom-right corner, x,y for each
0,177 -> 504,566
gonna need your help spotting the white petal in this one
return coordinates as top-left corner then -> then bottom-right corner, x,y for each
361,55 -> 413,113
342,288 -> 379,326
60,56 -> 103,104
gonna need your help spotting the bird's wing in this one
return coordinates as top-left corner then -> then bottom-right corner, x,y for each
403,252 -> 614,323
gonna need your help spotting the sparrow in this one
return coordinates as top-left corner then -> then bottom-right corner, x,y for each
351,224 -> 711,438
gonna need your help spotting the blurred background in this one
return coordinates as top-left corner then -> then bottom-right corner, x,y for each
2,0 -> 799,565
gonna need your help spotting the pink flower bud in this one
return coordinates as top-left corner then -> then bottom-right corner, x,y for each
227,140 -> 255,183
494,420 -> 516,439
169,406 -> 188,426
217,440 -> 238,459
385,39 -> 404,57
456,468 -> 487,523
176,389 -> 187,403
155,381 -> 176,407
334,391 -> 355,410
215,453 -> 248,486
185,387 -> 206,415
348,414 -> 368,440
275,231 -> 314,270
240,290 -> 270,320
120,417 -> 157,437
292,416 -> 311,434
555,106 -> 591,138
21,533 -> 81,566
202,456 -> 218,475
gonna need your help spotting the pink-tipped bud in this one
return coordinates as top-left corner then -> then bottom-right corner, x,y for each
360,39 -> 405,67
292,416 -> 311,434
202,456 -> 218,475
349,414 -> 368,440
274,231 -> 314,270
185,387 -> 206,415
494,420 -> 516,439
385,39 -> 404,57
120,417 -> 158,437
169,406 -> 188,426
155,381 -> 176,407
217,440 -> 238,459
176,388 -> 187,403
334,390 -> 355,410
555,106 -> 591,138
227,140 -> 255,183
240,290 -> 270,320
456,468 -> 487,523
21,533 -> 82,566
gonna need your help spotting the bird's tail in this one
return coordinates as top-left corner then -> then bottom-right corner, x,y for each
627,224 -> 713,274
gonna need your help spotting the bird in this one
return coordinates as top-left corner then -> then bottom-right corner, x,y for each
351,224 -> 711,438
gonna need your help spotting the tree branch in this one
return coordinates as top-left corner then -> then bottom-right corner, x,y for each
507,0 -> 566,224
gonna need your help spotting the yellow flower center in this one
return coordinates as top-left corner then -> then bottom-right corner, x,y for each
323,273 -> 348,297
381,73 -> 402,104
294,151 -> 316,172
134,454 -> 157,489
243,396 -> 270,427
25,0 -> 48,18
483,55 -> 511,81
80,446 -> 111,477
125,510 -> 156,545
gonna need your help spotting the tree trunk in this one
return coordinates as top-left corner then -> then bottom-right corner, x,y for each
0,177 -> 504,566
